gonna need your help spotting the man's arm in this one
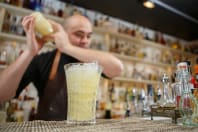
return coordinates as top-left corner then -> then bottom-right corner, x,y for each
64,46 -> 123,78
0,50 -> 34,101
0,15 -> 45,101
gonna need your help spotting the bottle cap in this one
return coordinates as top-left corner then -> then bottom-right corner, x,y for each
177,62 -> 188,71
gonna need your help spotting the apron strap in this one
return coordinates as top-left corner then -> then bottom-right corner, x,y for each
49,50 -> 61,80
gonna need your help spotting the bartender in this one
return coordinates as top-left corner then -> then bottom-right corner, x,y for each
0,14 -> 123,120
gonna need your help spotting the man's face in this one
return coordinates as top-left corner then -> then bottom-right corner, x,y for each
67,22 -> 92,48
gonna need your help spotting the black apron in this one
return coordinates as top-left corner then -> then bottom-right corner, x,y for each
35,51 -> 67,121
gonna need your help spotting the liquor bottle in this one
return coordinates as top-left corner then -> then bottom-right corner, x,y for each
159,32 -> 166,45
125,86 -> 133,117
156,87 -> 162,102
2,11 -> 11,33
194,58 -> 198,82
29,102 -> 36,121
171,72 -> 179,107
4,0 -> 11,4
104,95 -> 112,119
6,99 -> 18,122
109,83 -> 116,103
9,15 -> 17,34
125,104 -> 130,117
94,17 -> 99,27
0,102 -> 7,123
147,84 -> 154,111
23,0 -> 30,9
155,32 -> 165,45
29,0 -> 37,10
10,0 -> 23,7
0,48 -> 7,65
144,32 -> 150,40
14,109 -> 24,122
184,61 -> 194,93
193,58 -> 198,100
171,40 -> 181,50
34,0 -> 42,12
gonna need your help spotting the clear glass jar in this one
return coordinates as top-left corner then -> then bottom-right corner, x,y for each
177,62 -> 198,126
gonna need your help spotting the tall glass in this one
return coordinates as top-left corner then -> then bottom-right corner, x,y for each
64,62 -> 102,124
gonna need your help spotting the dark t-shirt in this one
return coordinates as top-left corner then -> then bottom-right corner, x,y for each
16,49 -> 78,98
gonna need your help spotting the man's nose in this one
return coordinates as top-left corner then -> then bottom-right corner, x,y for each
80,37 -> 88,44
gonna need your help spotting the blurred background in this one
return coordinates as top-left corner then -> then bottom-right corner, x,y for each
0,0 -> 198,122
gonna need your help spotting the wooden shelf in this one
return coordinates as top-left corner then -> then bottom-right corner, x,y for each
0,64 -> 7,69
0,3 -> 196,57
0,32 -> 55,48
0,3 -> 197,86
112,77 -> 160,85
0,32 -> 26,42
0,3 -> 64,24
93,27 -> 196,56
0,3 -> 60,48
113,53 -> 175,68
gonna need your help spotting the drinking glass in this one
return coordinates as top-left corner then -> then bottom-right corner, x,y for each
64,62 -> 102,124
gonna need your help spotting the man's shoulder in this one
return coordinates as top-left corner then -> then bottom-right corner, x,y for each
37,49 -> 56,58
28,50 -> 57,68
34,50 -> 56,61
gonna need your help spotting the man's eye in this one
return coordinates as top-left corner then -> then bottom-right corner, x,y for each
75,33 -> 84,38
87,35 -> 92,39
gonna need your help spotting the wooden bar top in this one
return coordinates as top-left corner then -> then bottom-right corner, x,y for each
0,117 -> 197,132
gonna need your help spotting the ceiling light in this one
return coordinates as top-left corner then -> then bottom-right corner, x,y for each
143,0 -> 155,9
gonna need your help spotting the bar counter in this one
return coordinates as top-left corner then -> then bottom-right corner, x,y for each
0,117 -> 198,132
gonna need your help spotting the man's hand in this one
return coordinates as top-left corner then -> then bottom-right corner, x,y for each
47,20 -> 73,53
22,15 -> 45,56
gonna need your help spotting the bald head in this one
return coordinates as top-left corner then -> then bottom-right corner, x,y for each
63,15 -> 92,31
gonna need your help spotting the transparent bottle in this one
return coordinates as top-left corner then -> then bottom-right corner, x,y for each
158,73 -> 173,106
177,62 -> 198,126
